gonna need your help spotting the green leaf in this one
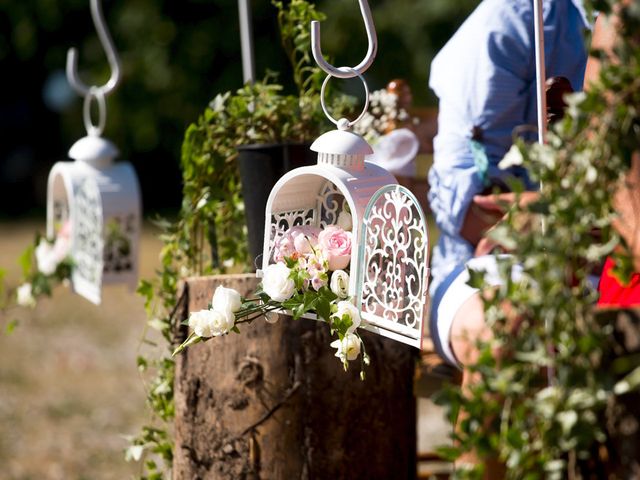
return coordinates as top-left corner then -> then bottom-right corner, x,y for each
18,244 -> 34,278
5,319 -> 19,335
331,313 -> 353,339
281,294 -> 303,311
284,257 -> 297,269
136,356 -> 148,372
292,302 -> 305,320
137,279 -> 154,300
315,296 -> 331,322
302,290 -> 318,312
317,286 -> 338,302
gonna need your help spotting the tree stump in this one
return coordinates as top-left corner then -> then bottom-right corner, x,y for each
173,274 -> 418,479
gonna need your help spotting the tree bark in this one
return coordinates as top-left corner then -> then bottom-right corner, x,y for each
173,274 -> 417,480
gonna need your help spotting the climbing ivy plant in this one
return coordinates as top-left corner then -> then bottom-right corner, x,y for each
436,1 -> 640,478
127,1 -> 353,477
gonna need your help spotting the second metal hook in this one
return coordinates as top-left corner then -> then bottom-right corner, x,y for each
311,0 -> 378,79
66,0 -> 121,98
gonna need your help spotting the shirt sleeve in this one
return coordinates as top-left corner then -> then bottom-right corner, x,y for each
427,0 -> 534,238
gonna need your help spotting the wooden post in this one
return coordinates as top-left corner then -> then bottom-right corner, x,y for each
173,274 -> 417,479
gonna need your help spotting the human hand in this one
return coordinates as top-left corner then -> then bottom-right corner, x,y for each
465,191 -> 540,254
461,192 -> 538,247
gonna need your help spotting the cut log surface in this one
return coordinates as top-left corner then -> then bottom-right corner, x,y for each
174,274 -> 417,480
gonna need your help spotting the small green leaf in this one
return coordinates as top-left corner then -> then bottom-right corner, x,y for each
5,319 -> 19,335
18,244 -> 34,278
316,296 -> 331,322
137,356 -> 148,372
281,294 -> 303,311
284,257 -> 297,268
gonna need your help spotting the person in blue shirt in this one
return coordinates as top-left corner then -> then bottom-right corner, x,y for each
428,0 -> 590,372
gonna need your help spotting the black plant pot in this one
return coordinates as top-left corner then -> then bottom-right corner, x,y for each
237,143 -> 316,269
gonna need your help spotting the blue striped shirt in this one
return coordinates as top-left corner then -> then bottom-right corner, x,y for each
428,0 -> 590,293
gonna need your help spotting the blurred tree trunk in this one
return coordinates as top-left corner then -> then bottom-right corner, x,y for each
173,274 -> 417,479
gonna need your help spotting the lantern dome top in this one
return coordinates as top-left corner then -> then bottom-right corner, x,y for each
68,135 -> 119,167
310,130 -> 373,156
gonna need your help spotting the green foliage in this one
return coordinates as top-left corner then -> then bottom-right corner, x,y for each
436,1 -> 640,477
275,0 -> 327,95
281,286 -> 337,322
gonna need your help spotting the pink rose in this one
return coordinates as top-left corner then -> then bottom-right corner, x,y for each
273,226 -> 321,262
290,226 -> 320,255
318,225 -> 352,271
273,234 -> 295,263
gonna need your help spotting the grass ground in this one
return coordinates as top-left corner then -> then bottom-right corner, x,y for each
0,221 -> 163,480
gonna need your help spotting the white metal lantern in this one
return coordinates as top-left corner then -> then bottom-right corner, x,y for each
260,128 -> 429,347
45,0 -> 141,304
47,136 -> 141,305
258,0 -> 430,347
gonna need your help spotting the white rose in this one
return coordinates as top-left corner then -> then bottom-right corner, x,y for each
262,263 -> 296,302
337,210 -> 353,232
329,270 -> 350,299
188,310 -> 210,333
16,283 -> 36,308
35,240 -> 58,275
208,309 -> 236,336
333,300 -> 361,333
189,309 -> 235,338
211,285 -> 243,315
330,333 -> 362,362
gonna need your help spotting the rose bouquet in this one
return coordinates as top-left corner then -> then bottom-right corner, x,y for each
174,210 -> 371,377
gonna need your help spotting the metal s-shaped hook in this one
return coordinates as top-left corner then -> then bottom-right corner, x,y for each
66,0 -> 121,97
311,0 -> 378,79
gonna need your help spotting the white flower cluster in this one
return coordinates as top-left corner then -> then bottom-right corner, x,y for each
35,223 -> 72,276
352,89 -> 411,143
16,283 -> 36,308
329,300 -> 363,363
188,286 -> 242,338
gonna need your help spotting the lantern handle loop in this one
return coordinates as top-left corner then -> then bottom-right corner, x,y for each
320,68 -> 370,129
83,87 -> 107,137
66,0 -> 121,98
311,0 -> 377,79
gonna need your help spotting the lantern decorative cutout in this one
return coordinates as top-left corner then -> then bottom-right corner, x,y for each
45,0 -> 141,304
355,184 -> 429,348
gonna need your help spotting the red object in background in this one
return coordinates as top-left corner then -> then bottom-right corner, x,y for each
598,256 -> 640,307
